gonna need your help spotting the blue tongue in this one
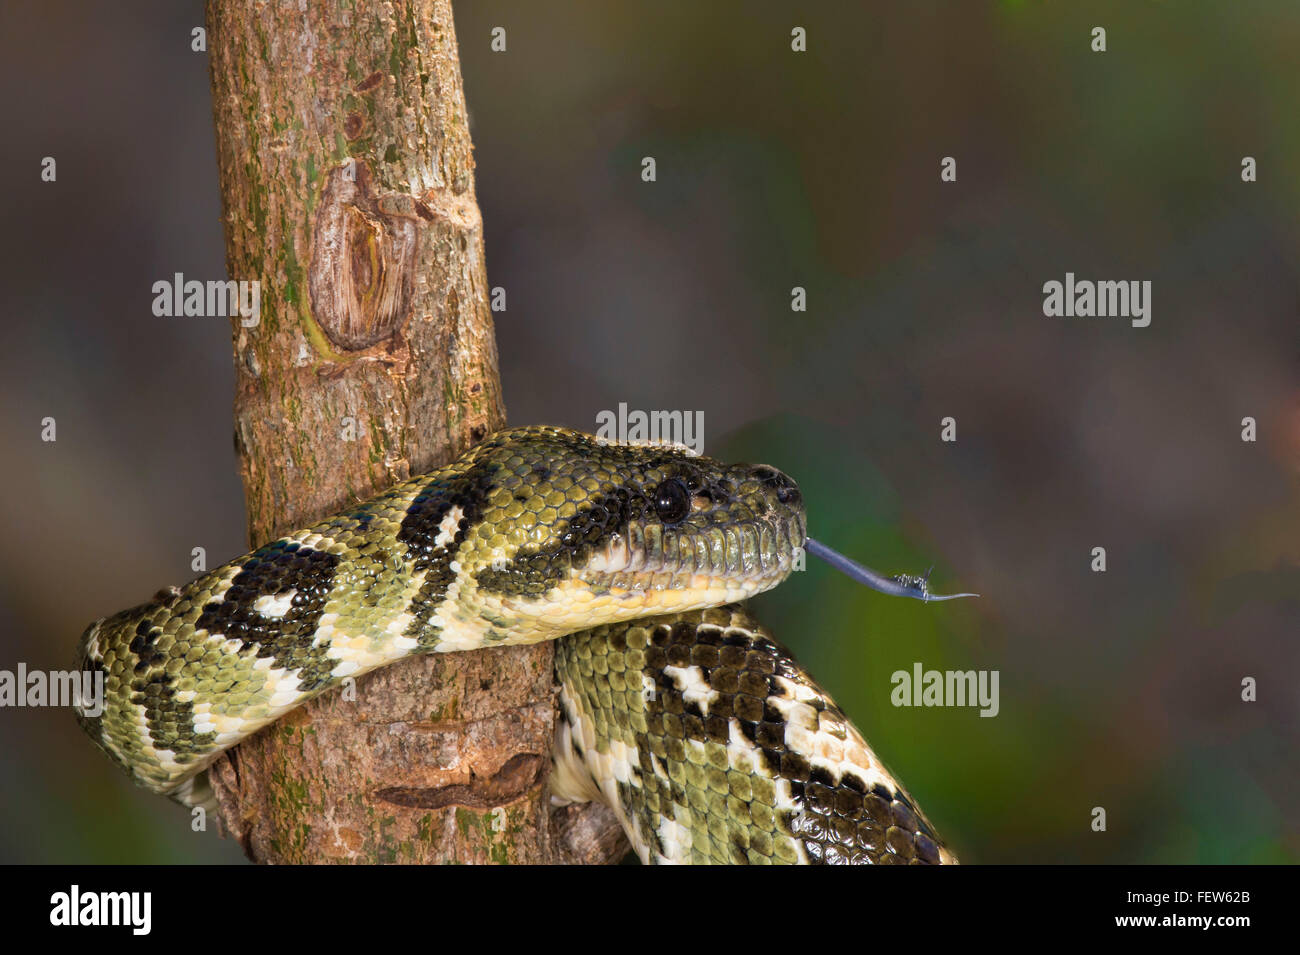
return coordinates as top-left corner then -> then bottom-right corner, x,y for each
803,538 -> 979,603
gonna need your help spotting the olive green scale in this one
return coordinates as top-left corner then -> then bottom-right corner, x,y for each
74,426 -> 953,864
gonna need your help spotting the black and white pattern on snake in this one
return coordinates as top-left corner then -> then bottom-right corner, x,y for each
74,426 -> 954,863
552,606 -> 955,864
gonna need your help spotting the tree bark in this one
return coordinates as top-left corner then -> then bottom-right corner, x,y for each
203,0 -> 626,863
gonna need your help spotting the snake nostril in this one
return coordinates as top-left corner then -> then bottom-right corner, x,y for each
750,465 -> 799,504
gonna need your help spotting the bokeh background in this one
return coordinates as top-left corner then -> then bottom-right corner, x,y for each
0,0 -> 1296,863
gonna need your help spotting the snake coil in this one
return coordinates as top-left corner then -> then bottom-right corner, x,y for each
76,426 -> 955,864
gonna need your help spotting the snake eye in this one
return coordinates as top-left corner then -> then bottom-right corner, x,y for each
653,478 -> 691,525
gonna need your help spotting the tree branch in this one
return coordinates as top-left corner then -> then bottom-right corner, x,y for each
203,0 -> 626,863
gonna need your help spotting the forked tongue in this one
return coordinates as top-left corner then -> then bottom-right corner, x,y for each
804,538 -> 978,603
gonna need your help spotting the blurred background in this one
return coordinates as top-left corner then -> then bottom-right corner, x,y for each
0,0 -> 1296,863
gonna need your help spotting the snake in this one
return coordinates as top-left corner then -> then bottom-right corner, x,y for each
75,425 -> 957,864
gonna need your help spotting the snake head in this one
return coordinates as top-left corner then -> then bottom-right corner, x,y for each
456,427 -> 807,637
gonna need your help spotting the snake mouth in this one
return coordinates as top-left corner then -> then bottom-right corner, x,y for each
576,512 -> 807,598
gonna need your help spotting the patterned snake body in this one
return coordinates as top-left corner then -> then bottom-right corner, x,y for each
76,426 -> 954,864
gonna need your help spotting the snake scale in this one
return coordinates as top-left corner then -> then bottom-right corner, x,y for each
76,426 -> 956,864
